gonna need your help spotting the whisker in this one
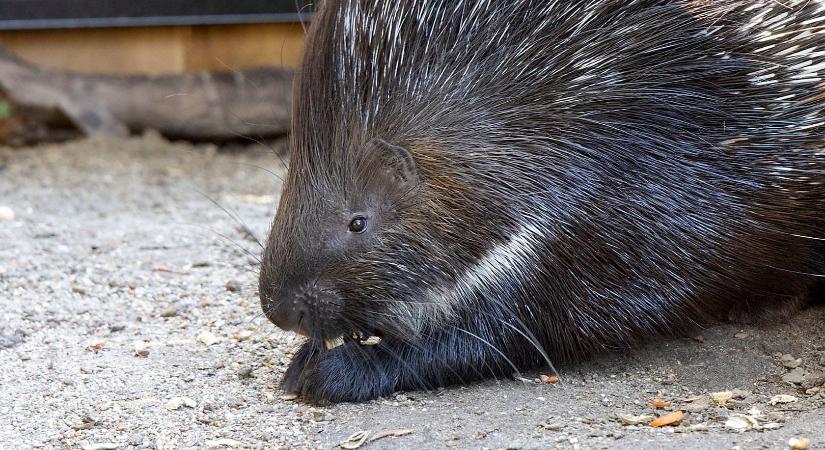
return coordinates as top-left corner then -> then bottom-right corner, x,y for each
233,161 -> 284,183
452,325 -> 521,377
482,310 -> 558,378
228,131 -> 289,172
183,222 -> 261,263
193,188 -> 264,249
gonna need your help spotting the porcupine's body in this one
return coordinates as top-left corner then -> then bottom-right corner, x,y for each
259,0 -> 825,403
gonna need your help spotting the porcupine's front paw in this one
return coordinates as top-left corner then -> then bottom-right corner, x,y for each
281,339 -> 401,404
281,325 -> 526,403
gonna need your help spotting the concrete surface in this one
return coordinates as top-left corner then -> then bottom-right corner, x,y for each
1,134 -> 823,449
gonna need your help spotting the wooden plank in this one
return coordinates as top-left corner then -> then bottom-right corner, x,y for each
0,22 -> 304,75
0,27 -> 189,75
185,23 -> 305,72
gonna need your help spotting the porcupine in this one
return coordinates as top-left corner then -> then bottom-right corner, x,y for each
258,0 -> 825,403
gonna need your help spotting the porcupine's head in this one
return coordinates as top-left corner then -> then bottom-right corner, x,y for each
257,2 -> 515,350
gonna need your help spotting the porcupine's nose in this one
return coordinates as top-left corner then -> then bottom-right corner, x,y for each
260,280 -> 341,337
260,281 -> 309,335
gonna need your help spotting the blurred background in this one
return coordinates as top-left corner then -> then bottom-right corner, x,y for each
0,0 -> 311,146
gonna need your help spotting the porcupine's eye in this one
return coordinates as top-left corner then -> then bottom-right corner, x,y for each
348,216 -> 368,233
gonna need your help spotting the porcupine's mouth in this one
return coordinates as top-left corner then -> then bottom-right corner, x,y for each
324,331 -> 382,350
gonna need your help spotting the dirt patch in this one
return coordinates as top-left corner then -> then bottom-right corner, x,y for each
1,134 -> 822,449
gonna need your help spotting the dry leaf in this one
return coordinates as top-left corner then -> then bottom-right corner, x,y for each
368,428 -> 414,443
539,374 -> 559,384
88,341 -> 105,350
340,430 -> 370,449
649,410 -> 684,427
711,391 -> 733,405
725,414 -> 758,431
619,414 -> 655,425
153,265 -> 187,274
649,398 -> 671,409
769,394 -> 797,405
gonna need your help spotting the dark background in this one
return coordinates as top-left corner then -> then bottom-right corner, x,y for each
0,0 -> 313,29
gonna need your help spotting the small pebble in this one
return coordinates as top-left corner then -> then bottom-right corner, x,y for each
159,306 -> 179,318
237,367 -> 254,379
311,410 -> 330,422
224,396 -> 244,409
0,206 -> 15,221
236,330 -> 254,341
780,354 -> 802,369
224,280 -> 241,292
731,389 -> 751,400
734,330 -> 748,339
788,437 -> 810,450
197,331 -> 219,346
782,368 -> 806,385
801,371 -> 825,389
83,444 -> 119,450
133,341 -> 149,357
165,397 -> 196,410
205,438 -> 242,448
682,398 -> 710,413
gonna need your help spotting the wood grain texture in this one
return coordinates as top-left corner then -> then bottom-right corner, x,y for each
0,23 -> 305,75
186,23 -> 306,72
0,49 -> 293,140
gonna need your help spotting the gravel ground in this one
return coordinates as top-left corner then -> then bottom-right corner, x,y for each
1,133 -> 824,450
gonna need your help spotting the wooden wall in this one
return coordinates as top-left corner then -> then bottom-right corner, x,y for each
0,23 -> 306,75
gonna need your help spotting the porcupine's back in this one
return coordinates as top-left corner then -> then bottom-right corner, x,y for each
286,0 -> 825,362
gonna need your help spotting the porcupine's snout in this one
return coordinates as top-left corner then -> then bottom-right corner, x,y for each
259,278 -> 343,337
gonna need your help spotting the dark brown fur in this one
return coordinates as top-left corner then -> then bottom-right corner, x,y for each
260,0 -> 825,403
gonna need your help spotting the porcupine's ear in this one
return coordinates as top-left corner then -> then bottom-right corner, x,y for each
365,138 -> 419,186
